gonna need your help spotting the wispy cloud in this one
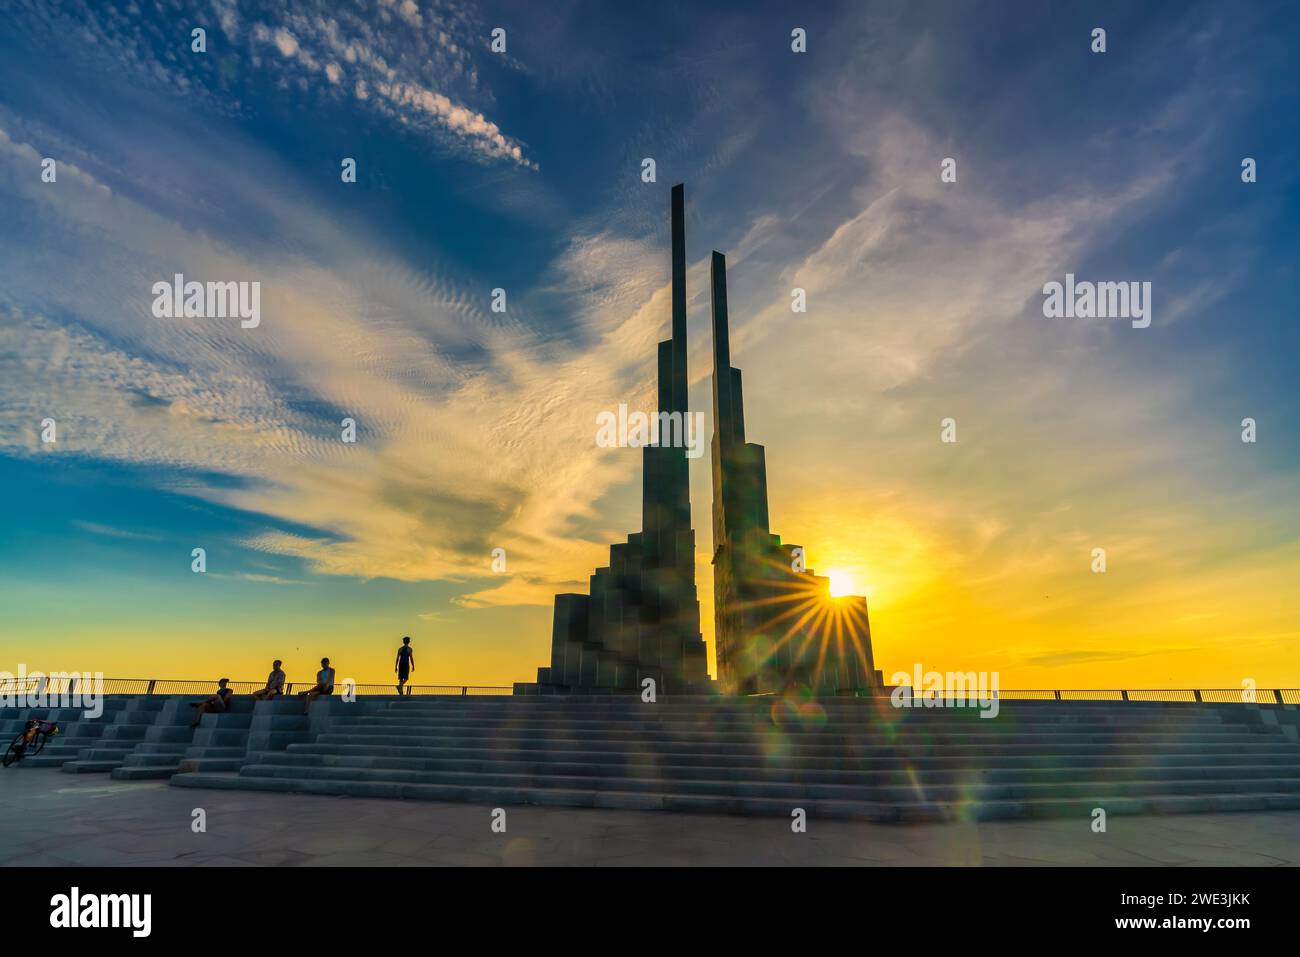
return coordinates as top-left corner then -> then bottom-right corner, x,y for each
70,521 -> 163,542
240,1 -> 536,167
0,110 -> 654,607
14,0 -> 534,168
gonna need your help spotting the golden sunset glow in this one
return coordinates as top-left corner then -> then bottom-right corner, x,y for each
3,0 -> 1297,701
826,568 -> 855,598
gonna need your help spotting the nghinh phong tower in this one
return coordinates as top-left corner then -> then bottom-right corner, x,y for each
516,184 -> 710,694
708,249 -> 882,695
517,184 -> 880,696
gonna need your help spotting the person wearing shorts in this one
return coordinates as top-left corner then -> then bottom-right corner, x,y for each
252,660 -> 286,700
190,678 -> 233,728
300,658 -> 335,714
395,636 -> 415,695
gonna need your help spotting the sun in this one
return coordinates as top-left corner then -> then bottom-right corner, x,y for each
826,568 -> 855,598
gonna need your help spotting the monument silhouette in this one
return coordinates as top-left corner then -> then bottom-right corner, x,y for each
517,185 -> 710,694
518,184 -> 880,695
708,249 -> 881,695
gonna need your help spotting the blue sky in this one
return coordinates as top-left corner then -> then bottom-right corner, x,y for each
1,0 -> 1298,686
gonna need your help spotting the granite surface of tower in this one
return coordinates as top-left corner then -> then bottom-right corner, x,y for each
516,184 -> 710,695
709,251 -> 882,695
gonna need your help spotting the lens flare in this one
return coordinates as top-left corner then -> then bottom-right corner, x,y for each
826,568 -> 855,597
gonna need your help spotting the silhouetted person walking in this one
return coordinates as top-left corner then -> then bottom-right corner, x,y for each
395,636 -> 415,694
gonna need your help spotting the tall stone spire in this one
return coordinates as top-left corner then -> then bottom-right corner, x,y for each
519,184 -> 709,696
518,183 -> 879,698
710,253 -> 733,451
643,184 -> 693,536
708,248 -> 878,695
670,184 -> 689,418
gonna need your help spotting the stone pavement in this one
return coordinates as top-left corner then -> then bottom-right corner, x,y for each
3,770 -> 1299,866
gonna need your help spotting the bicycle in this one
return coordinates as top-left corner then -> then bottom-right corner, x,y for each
2,719 -> 60,768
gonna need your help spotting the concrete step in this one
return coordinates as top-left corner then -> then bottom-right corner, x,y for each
110,748 -> 251,780
130,743 -> 191,756
245,731 -> 311,750
319,724 -> 1271,746
110,764 -> 181,780
184,747 -> 248,758
196,714 -> 254,728
121,749 -> 187,767
190,729 -> 254,747
348,702 -> 1237,722
282,741 -> 1300,770
329,716 -> 1242,736
254,751 -> 1300,784
308,733 -> 1296,757
142,726 -> 198,743
12,755 -> 75,768
216,715 -> 306,731
48,726 -> 108,739
317,714 -> 1272,732
320,710 -> 1258,729
75,746 -> 133,760
171,772 -> 1300,821
98,726 -> 149,740
17,736 -> 100,751
177,757 -> 244,772
10,743 -> 100,767
232,761 -> 1300,801
60,760 -> 123,773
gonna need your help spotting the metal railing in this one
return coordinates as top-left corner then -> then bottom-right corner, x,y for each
876,688 -> 1299,705
0,676 -> 514,697
0,676 -> 1295,704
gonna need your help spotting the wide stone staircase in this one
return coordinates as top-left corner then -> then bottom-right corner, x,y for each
2,697 -> 159,769
0,695 -> 309,776
170,695 -> 1300,821
61,696 -> 192,773
111,697 -> 310,780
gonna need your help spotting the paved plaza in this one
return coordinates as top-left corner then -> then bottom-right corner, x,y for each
3,770 -> 1299,867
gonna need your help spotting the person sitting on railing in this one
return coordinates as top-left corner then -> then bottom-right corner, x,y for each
252,660 -> 286,701
299,658 -> 335,713
190,678 -> 234,728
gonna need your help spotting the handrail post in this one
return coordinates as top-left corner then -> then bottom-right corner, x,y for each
462,686 -> 468,696
1121,689 -> 1129,701
285,683 -> 293,695
1053,690 -> 1061,701
1275,689 -> 1284,705
146,679 -> 156,695
1193,689 -> 1203,702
